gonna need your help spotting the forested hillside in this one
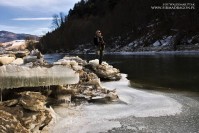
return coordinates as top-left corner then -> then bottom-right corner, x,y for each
39,0 -> 199,53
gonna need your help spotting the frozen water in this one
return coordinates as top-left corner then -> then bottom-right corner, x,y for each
108,51 -> 199,55
0,65 -> 79,89
51,74 -> 182,133
44,54 -> 65,64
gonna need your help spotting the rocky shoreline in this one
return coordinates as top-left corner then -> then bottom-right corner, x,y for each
0,46 -> 121,132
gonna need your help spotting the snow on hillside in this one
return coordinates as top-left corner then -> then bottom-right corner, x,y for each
1,40 -> 26,51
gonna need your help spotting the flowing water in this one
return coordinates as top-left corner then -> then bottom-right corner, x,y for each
44,52 -> 199,133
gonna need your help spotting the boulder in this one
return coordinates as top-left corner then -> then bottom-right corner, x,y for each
0,110 -> 29,133
21,110 -> 52,132
0,56 -> 15,65
0,92 -> 53,132
86,59 -> 121,81
4,40 -> 27,51
19,91 -> 46,111
23,55 -> 37,63
62,56 -> 87,66
0,99 -> 18,107
54,56 -> 84,71
15,50 -> 30,58
11,58 -> 24,65
30,49 -> 43,59
106,89 -> 119,101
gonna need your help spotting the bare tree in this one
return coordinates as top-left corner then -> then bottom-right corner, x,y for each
51,12 -> 65,29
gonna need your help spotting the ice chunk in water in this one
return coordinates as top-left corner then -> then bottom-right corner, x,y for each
0,65 -> 79,89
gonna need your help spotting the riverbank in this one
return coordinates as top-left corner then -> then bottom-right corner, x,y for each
1,48 -> 199,132
102,50 -> 199,55
55,42 -> 199,56
48,74 -> 199,133
0,48 -> 122,132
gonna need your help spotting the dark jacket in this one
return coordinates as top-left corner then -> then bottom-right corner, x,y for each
94,36 -> 105,50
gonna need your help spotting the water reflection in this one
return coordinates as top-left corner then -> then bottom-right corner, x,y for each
45,53 -> 199,93
80,54 -> 199,93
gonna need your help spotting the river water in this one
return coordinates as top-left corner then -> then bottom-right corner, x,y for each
103,53 -> 199,94
44,52 -> 199,133
45,52 -> 199,94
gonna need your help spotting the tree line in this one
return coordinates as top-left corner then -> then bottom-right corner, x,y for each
39,0 -> 199,53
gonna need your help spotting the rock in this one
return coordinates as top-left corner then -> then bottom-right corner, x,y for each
0,110 -> 29,133
11,58 -> 24,65
0,91 -> 53,132
79,71 -> 100,85
89,89 -> 119,103
0,99 -> 18,107
23,62 -> 33,67
54,57 -> 84,71
3,40 -> 27,51
57,94 -> 71,104
86,59 -> 121,81
19,91 -> 47,111
0,105 -> 24,120
51,85 -> 75,104
0,55 -> 15,65
62,56 -> 87,66
23,55 -> 37,63
21,110 -> 52,132
106,89 -> 119,101
52,57 -> 120,103
23,53 -> 45,66
30,49 -> 43,59
0,55 -> 121,132
15,50 -> 30,58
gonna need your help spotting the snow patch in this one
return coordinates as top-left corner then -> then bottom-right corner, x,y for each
0,33 -> 5,37
153,36 -> 172,46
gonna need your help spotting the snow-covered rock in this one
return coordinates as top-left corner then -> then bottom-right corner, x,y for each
11,58 -> 24,65
19,91 -> 46,111
86,59 -> 121,81
0,55 -> 15,65
23,55 -> 37,63
30,49 -> 43,59
2,40 -> 27,51
153,40 -> 162,47
54,56 -> 86,71
153,36 -> 172,47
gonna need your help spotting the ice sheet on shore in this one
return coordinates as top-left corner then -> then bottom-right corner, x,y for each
51,74 -> 182,133
107,51 -> 199,55
0,65 -> 79,89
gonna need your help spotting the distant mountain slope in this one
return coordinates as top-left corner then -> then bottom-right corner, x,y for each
0,31 -> 39,43
40,0 -> 199,53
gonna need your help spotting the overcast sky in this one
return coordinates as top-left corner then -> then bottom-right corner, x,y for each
0,0 -> 80,36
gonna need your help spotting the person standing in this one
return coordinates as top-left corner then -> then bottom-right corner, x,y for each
94,30 -> 105,65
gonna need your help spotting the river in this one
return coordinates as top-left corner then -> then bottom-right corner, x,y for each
45,52 -> 199,94
44,52 -> 199,133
